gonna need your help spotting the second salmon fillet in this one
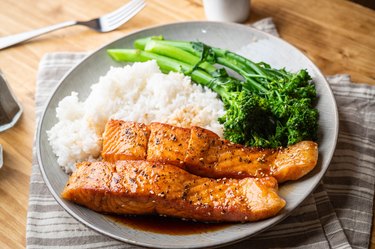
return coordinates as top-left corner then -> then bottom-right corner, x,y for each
62,160 -> 286,222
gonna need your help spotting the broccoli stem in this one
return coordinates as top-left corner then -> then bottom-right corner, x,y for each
144,40 -> 217,74
140,39 -> 269,93
133,36 -> 164,50
214,56 -> 268,93
137,38 -> 270,93
107,49 -> 227,94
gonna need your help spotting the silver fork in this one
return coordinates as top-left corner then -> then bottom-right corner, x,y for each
0,0 -> 145,50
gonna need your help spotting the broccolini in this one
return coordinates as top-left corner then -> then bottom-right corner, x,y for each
107,36 -> 318,148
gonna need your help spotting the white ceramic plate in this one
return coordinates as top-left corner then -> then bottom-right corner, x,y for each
37,21 -> 339,249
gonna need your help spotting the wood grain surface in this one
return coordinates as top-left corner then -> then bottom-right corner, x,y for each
0,0 -> 373,248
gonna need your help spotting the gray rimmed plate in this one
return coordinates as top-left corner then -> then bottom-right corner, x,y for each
36,21 -> 338,249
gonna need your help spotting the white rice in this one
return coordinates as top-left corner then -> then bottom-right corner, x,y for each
47,60 -> 225,173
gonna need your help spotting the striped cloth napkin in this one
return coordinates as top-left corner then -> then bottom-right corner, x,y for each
26,18 -> 375,249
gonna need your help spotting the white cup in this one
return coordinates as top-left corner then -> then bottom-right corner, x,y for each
203,0 -> 250,23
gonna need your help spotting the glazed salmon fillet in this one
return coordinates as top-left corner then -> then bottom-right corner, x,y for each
102,121 -> 150,162
61,160 -> 286,222
101,120 -> 318,183
186,126 -> 318,183
147,122 -> 191,165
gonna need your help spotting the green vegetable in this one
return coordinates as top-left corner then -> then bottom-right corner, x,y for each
107,36 -> 318,148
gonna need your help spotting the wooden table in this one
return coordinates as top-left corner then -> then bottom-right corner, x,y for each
0,0 -> 373,248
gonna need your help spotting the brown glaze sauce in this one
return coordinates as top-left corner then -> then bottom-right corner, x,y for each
108,215 -> 229,235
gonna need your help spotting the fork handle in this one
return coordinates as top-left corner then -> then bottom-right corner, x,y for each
0,21 -> 77,50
